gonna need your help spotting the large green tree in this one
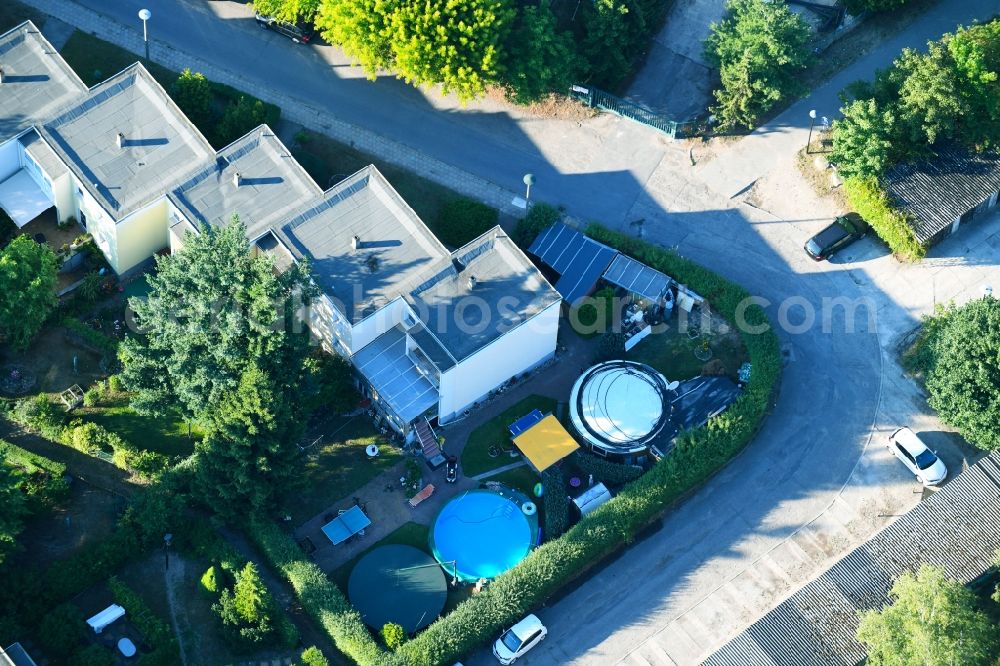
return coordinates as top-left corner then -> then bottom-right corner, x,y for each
172,69 -> 213,130
704,0 -> 811,130
119,217 -> 314,426
857,565 -> 995,666
213,562 -> 278,649
502,1 -> 578,104
0,236 -> 58,349
923,297 -> 1000,450
252,0 -> 320,23
894,44 -> 964,146
580,0 -> 635,90
0,463 -> 27,566
314,0 -> 395,74
830,98 -> 900,179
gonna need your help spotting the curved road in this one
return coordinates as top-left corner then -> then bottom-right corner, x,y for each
24,1 -> 996,663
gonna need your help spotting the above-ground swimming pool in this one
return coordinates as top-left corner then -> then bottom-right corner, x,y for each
430,489 -> 534,582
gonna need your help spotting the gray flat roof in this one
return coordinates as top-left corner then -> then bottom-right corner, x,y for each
170,125 -> 320,239
0,21 -> 86,142
19,130 -> 67,180
408,228 -> 561,362
40,63 -> 213,219
280,166 -> 452,323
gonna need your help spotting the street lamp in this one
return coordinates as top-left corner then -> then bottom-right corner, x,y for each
163,532 -> 172,570
522,173 -> 535,205
806,109 -> 817,154
138,9 -> 152,62
983,285 -> 993,300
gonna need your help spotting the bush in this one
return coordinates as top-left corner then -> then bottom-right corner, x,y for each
38,603 -> 84,659
62,317 -> 120,356
299,646 -> 330,666
12,394 -> 63,440
173,69 -> 213,128
201,564 -> 222,596
108,577 -> 180,664
382,622 -> 405,650
596,330 -> 626,362
302,353 -> 359,416
434,198 -> 499,249
540,467 -> 569,539
512,203 -> 560,249
215,96 -> 269,148
212,562 -> 295,651
842,177 -> 925,261
68,645 -> 114,666
571,450 -> 644,486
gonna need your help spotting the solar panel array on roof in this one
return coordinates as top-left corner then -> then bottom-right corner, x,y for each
602,254 -> 673,302
703,453 -> 1000,666
527,223 -> 616,305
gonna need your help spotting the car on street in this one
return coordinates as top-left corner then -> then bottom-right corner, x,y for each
493,614 -> 546,664
804,212 -> 868,261
888,427 -> 947,486
254,13 -> 313,43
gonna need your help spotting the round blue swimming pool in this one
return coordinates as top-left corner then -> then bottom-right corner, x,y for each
430,489 -> 532,582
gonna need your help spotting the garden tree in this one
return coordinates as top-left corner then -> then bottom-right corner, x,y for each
39,603 -> 84,658
923,297 -> 1000,450
0,236 -> 58,349
704,0 -> 811,129
0,463 -> 27,565
302,352 -> 359,415
830,98 -> 900,179
216,96 -> 269,147
842,0 -> 910,14
251,0 -> 320,23
512,202 -> 561,248
894,44 -> 964,145
298,646 -> 330,666
213,562 -> 278,649
946,22 -> 1000,147
382,622 -> 405,649
172,69 -> 213,129
120,217 -> 315,426
389,0 -> 514,102
195,365 -> 304,517
580,0 -> 634,90
501,2 -> 578,104
856,564 -> 995,666
314,0 -> 395,75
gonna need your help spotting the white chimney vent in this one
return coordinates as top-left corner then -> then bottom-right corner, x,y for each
233,171 -> 242,187
468,275 -> 477,289
116,132 -> 125,149
352,235 -> 361,251
0,67 -> 5,85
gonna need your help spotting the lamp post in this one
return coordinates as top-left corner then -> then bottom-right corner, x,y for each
522,173 -> 535,205
806,109 -> 817,154
983,285 -> 993,300
163,532 -> 172,570
138,9 -> 151,62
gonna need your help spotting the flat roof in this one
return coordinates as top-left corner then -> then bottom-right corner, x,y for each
0,21 -> 86,142
39,63 -> 214,219
408,229 -> 561,361
352,325 -> 439,423
528,222 -> 617,305
19,129 -> 67,180
170,125 -> 321,239
281,166 -> 452,323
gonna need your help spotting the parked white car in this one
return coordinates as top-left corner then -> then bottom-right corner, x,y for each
493,614 -> 547,664
888,427 -> 947,486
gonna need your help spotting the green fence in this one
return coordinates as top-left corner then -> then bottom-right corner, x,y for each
569,85 -> 697,139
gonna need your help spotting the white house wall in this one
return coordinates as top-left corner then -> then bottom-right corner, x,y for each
51,172 -> 73,223
350,297 -> 406,353
0,137 -> 20,182
114,198 -> 170,274
437,300 -> 560,423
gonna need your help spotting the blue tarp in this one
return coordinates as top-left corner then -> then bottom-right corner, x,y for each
508,409 -> 545,437
528,223 -> 617,305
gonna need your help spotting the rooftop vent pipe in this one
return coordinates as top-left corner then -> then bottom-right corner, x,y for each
116,132 -> 125,149
233,172 -> 242,187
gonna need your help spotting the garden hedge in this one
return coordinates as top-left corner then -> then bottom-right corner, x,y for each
842,177 -> 925,261
540,467 -> 569,539
248,223 -> 781,666
0,439 -> 69,511
108,577 -> 180,666
571,450 -> 644,486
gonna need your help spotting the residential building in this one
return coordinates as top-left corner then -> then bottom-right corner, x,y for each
0,20 -> 561,434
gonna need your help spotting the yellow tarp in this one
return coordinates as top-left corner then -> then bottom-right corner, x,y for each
513,415 -> 580,472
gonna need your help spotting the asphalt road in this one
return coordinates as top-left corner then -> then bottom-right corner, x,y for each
31,1 -> 999,663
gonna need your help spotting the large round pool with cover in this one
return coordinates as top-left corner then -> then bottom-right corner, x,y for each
347,544 -> 447,632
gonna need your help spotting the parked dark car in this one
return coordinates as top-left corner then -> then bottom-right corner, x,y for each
804,212 -> 868,261
254,13 -> 313,43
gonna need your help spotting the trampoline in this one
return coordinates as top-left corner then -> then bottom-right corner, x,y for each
347,545 -> 447,633
430,489 -> 533,583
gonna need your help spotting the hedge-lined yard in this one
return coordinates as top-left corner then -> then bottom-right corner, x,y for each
248,223 -> 781,665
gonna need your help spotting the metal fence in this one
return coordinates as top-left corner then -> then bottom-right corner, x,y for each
568,85 -> 697,139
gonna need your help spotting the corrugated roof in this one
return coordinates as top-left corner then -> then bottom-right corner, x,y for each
703,453 -> 1000,666
0,21 -> 86,142
603,253 -> 673,302
39,63 -> 214,220
352,325 -> 439,423
885,145 -> 1000,243
528,222 -> 617,305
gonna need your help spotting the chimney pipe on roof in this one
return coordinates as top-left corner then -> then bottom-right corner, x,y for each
233,172 -> 242,187
468,275 -> 477,290
0,67 -> 5,85
116,132 -> 125,149
352,235 -> 360,251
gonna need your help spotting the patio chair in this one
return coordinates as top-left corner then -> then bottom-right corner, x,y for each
408,483 -> 435,508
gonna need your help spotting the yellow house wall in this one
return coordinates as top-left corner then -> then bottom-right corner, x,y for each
113,199 -> 170,274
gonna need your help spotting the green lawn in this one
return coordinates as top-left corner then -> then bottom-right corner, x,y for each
482,464 -> 540,499
461,395 -> 558,477
0,1 -> 40,32
79,404 -> 202,457
628,327 -> 747,381
59,30 -> 176,88
289,418 -> 402,525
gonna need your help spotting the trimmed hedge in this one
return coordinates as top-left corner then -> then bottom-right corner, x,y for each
433,198 -> 499,249
108,577 -> 180,665
0,439 -> 69,511
62,317 -> 120,356
540,466 -> 569,539
249,223 -> 781,666
571,450 -> 644,486
842,177 -> 925,261
512,203 -> 560,248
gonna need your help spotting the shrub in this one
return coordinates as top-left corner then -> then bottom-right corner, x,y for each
299,646 -> 330,666
62,317 -> 119,356
571,450 -> 644,486
302,352 -> 359,415
108,577 -> 180,664
12,394 -> 63,440
382,622 -> 406,650
842,177 -> 925,260
68,645 -> 114,666
434,198 -> 499,249
512,203 -> 560,248
213,562 -> 288,651
107,375 -> 123,394
596,330 -> 626,362
215,96 -> 269,148
540,467 -> 569,539
173,69 -> 213,129
38,603 -> 84,659
0,440 -> 69,512
201,564 -> 221,596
